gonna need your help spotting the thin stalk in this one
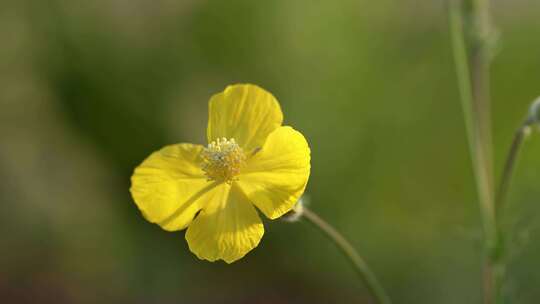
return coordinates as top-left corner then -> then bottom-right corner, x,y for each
471,0 -> 495,185
449,0 -> 497,243
496,124 -> 529,216
449,0 -> 499,303
449,0 -> 497,245
302,207 -> 391,304
449,0 -> 475,169
489,123 -> 530,304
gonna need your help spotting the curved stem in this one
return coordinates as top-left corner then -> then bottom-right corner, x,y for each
496,124 -> 529,217
488,123 -> 529,304
302,207 -> 391,304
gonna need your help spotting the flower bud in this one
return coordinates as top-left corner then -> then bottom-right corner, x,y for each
526,96 -> 540,126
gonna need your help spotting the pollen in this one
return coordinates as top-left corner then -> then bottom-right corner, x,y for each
201,137 -> 246,183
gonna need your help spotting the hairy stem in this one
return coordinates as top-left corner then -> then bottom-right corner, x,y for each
302,207 -> 391,304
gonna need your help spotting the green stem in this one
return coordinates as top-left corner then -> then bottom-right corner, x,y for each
449,0 -> 499,303
489,123 -> 530,304
302,207 -> 391,304
496,124 -> 529,217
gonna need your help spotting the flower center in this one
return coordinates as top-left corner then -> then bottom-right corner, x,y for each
201,137 -> 246,183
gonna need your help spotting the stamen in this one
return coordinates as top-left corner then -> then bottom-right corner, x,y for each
201,137 -> 246,183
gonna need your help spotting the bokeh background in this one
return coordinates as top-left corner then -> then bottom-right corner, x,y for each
1,0 -> 540,303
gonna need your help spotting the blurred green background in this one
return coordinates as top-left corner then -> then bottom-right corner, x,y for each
1,0 -> 540,303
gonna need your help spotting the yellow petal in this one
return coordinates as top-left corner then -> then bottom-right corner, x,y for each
237,126 -> 311,219
207,84 -> 283,152
130,143 -> 218,231
185,183 -> 264,263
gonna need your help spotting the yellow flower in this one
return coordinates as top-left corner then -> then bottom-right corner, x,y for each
130,84 -> 311,263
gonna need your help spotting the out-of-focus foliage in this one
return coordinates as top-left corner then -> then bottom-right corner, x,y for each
1,0 -> 539,303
